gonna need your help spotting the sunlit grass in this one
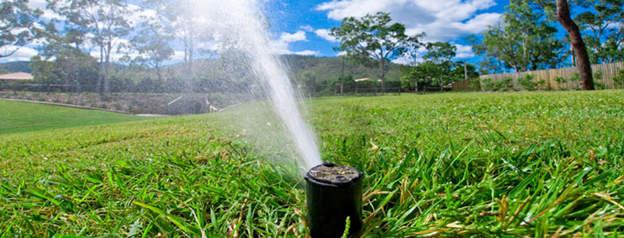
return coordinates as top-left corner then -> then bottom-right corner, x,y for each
0,100 -> 142,134
1,91 -> 623,237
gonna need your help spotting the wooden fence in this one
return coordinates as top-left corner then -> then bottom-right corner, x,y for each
479,62 -> 624,90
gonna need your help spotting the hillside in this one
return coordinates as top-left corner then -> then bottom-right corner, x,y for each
0,61 -> 32,73
1,91 -> 623,236
282,55 -> 402,82
0,55 -> 400,82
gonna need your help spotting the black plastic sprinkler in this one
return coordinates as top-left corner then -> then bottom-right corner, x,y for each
305,163 -> 363,238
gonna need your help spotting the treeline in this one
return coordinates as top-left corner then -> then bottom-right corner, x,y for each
327,1 -> 623,92
1,0 -> 257,96
470,0 -> 623,90
1,0 -> 622,96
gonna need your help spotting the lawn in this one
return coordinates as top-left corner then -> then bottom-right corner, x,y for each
1,91 -> 623,237
0,100 -> 143,134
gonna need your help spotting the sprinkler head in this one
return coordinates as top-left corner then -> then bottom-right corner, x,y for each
305,163 -> 363,238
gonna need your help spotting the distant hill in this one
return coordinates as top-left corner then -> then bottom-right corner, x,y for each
282,55 -> 402,82
0,61 -> 32,74
0,56 -> 399,81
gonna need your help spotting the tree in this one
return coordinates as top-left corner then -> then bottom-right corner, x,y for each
331,12 -> 423,93
0,0 -> 40,58
32,49 -> 98,90
424,42 -> 456,64
531,0 -> 597,90
472,0 -> 564,73
575,0 -> 624,63
130,21 -> 174,83
49,0 -> 132,96
555,0 -> 594,90
402,42 -> 477,91
143,0 -> 203,91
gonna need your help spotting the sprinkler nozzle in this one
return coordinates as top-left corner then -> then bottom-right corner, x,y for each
305,163 -> 363,238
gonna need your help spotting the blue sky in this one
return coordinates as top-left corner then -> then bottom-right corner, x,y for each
3,0 -> 510,64
264,0 -> 509,62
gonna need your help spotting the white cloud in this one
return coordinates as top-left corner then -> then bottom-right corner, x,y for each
294,50 -> 321,56
279,31 -> 308,43
316,0 -> 502,41
300,25 -> 315,32
314,29 -> 338,42
455,44 -> 474,58
27,0 -> 47,9
270,31 -> 318,56
0,46 -> 38,63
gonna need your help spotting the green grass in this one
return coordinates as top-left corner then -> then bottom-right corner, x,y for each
1,91 -> 623,237
0,100 -> 143,134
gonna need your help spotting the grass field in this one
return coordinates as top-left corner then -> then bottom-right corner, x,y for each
1,91 -> 623,237
0,100 -> 143,134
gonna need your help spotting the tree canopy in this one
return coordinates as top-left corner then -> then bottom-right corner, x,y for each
331,12 -> 423,92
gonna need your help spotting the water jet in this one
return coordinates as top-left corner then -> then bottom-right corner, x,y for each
305,163 -> 363,238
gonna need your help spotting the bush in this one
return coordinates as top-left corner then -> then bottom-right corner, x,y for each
613,69 -> 624,88
494,78 -> 513,91
569,73 -> 581,90
480,78 -> 495,91
519,74 -> 537,91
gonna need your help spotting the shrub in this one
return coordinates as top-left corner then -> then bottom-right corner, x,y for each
491,78 -> 513,91
569,73 -> 581,90
613,69 -> 624,88
519,74 -> 537,91
480,78 -> 495,91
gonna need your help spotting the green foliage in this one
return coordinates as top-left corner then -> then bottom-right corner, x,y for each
613,69 -> 624,88
472,0 -> 564,73
31,49 -> 98,88
519,74 -> 537,91
480,78 -> 495,91
423,42 -> 456,63
1,92 -> 624,236
570,73 -> 580,81
0,61 -> 31,73
574,0 -> 624,64
495,78 -> 514,91
481,77 -> 514,92
593,70 -> 606,89
0,0 -> 39,58
402,42 -> 478,91
331,12 -> 423,89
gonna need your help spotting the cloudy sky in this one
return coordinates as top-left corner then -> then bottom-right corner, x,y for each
2,0 -> 508,63
266,0 -> 507,60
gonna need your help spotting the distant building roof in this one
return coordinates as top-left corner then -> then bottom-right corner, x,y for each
0,72 -> 34,81
354,77 -> 381,82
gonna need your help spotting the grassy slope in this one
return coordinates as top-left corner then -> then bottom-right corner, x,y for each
0,100 -> 143,134
1,91 -> 623,237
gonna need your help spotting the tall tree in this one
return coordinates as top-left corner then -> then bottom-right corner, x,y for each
143,0 -> 200,91
472,0 -> 564,72
402,42 -> 471,91
130,21 -> 174,83
555,0 -> 594,90
49,0 -> 131,96
0,0 -> 40,58
575,0 -> 624,63
532,0 -> 597,90
331,12 -> 422,93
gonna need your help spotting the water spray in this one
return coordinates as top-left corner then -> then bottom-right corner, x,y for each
305,163 -> 363,238
185,1 -> 362,236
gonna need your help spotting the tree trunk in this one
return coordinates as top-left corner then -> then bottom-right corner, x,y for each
97,46 -> 104,95
556,0 -> 594,90
379,59 -> 385,94
103,39 -> 112,97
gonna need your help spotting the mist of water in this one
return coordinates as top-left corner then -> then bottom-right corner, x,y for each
187,0 -> 322,170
